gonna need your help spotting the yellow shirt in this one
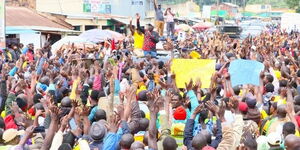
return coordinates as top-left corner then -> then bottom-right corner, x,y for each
133,31 -> 144,49
273,96 -> 286,105
69,77 -> 80,100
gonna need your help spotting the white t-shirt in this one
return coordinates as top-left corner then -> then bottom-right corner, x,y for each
166,11 -> 174,22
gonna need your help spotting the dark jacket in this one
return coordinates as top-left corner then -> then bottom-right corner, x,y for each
184,119 -> 222,149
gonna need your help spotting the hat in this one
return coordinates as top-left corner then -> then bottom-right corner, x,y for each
239,102 -> 248,113
202,146 -> 216,150
2,129 -> 24,143
89,122 -> 107,141
173,106 -> 187,120
246,97 -> 257,109
267,132 -> 282,146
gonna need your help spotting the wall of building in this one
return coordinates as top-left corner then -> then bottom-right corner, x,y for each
36,0 -> 83,14
36,0 -> 152,18
19,33 -> 41,48
245,4 -> 272,13
65,18 -> 107,31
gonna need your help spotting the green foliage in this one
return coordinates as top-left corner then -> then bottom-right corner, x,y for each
247,0 -> 288,8
285,0 -> 300,10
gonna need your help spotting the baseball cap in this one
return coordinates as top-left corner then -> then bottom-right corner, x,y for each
267,132 -> 282,146
2,129 -> 25,143
239,102 -> 248,113
173,106 -> 187,120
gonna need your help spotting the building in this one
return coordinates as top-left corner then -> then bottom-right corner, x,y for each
6,7 -> 75,48
51,13 -> 130,32
34,0 -> 152,33
245,4 -> 272,13
36,0 -> 152,19
211,2 -> 239,18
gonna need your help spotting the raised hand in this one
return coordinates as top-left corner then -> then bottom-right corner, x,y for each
191,104 -> 204,119
49,105 -> 60,122
229,97 -> 239,114
205,101 -> 219,116
81,105 -> 90,116
193,78 -> 202,92
60,116 -> 70,131
165,90 -> 174,104
185,79 -> 193,92
146,89 -> 160,114
35,109 -> 44,118
106,114 -> 121,133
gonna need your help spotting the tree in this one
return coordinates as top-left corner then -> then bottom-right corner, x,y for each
286,0 -> 300,12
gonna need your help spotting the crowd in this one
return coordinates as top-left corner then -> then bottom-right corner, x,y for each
1,4 -> 300,150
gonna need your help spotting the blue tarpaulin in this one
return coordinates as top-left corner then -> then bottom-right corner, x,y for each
6,26 -> 37,34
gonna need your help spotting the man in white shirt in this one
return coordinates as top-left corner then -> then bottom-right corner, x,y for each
164,8 -> 175,38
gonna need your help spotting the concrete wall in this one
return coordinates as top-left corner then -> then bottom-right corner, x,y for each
19,33 -> 41,48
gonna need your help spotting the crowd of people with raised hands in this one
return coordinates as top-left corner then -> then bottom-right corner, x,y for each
0,13 -> 300,150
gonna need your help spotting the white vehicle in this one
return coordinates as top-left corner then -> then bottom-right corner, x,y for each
281,13 -> 300,32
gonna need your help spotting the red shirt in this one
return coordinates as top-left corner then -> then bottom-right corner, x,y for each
142,31 -> 156,51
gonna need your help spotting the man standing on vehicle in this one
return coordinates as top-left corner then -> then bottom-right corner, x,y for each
142,24 -> 159,58
154,0 -> 164,37
165,8 -> 175,38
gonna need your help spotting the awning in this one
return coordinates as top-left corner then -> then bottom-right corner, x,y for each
6,26 -> 38,34
8,26 -> 80,33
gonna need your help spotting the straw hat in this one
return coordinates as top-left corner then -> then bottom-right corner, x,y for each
2,129 -> 25,143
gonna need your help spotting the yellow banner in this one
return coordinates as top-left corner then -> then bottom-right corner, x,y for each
171,59 -> 216,88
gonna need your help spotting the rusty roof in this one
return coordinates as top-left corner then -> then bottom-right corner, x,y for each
6,7 -> 72,29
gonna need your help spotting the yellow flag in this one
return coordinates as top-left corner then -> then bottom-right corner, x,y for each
171,59 -> 216,88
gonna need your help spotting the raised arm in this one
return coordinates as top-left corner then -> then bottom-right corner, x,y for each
153,0 -> 157,10
41,105 -> 60,150
129,17 -> 135,36
147,89 -> 160,150
136,14 -> 145,34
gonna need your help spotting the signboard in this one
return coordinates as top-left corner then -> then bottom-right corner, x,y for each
171,59 -> 216,88
0,0 -> 5,49
131,0 -> 143,5
83,0 -> 111,14
202,5 -> 211,19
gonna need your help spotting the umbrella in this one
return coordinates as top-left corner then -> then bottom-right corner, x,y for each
192,22 -> 213,31
104,30 -> 124,41
51,36 -> 93,54
175,24 -> 194,32
79,29 -> 124,43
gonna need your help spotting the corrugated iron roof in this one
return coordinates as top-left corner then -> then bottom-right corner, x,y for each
6,7 -> 72,29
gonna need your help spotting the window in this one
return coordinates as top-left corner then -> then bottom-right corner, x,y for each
73,26 -> 81,31
85,25 -> 97,31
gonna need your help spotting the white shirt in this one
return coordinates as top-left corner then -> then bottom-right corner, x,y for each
166,11 -> 174,22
